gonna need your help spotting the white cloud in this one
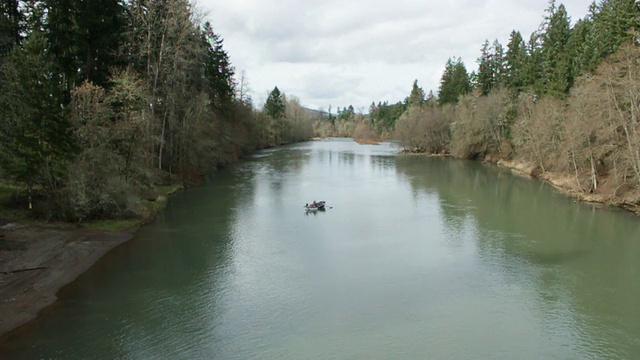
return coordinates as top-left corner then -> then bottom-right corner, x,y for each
199,0 -> 594,111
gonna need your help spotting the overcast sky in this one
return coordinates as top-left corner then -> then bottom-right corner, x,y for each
199,0 -> 594,112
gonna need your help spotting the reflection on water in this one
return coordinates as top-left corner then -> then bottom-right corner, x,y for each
1,139 -> 639,359
395,156 -> 640,358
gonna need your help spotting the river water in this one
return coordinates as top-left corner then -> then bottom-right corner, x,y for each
1,139 -> 639,359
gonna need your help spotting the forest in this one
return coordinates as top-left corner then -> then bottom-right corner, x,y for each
0,0 -> 314,222
321,0 -> 640,209
2,0 -> 640,223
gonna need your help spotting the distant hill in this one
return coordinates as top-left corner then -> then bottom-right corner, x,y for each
303,107 -> 331,119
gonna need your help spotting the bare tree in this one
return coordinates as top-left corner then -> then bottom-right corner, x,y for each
601,43 -> 640,188
283,96 -> 314,143
236,70 -> 252,106
450,90 -> 510,159
124,0 -> 206,172
512,94 -> 565,173
394,105 -> 449,153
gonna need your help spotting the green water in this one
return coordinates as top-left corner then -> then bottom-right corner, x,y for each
1,138 -> 639,359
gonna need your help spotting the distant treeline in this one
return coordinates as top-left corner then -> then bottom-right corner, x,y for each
0,0 -> 314,222
328,0 -> 640,205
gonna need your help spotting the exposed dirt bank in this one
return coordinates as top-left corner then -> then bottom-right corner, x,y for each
496,158 -> 640,215
399,152 -> 639,215
0,222 -> 132,337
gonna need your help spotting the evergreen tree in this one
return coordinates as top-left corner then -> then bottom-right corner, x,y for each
476,39 -> 505,95
490,39 -> 505,89
438,57 -> 471,105
40,0 -> 126,91
346,105 -> 355,119
45,0 -> 78,95
590,0 -> 640,61
425,90 -> 437,106
566,18 -> 596,78
522,32 -> 544,93
202,21 -> 235,111
265,86 -> 285,119
0,32 -> 74,197
407,79 -> 425,107
0,0 -> 21,57
504,30 -> 528,91
540,2 -> 572,96
476,39 -> 493,95
337,104 -> 355,120
369,102 -> 377,116
370,100 -> 406,131
21,1 -> 46,35
74,0 -> 126,87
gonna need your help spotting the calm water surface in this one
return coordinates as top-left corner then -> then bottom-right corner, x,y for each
1,139 -> 640,359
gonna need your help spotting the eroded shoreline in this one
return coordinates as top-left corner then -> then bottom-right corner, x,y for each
496,158 -> 640,216
0,223 -> 132,338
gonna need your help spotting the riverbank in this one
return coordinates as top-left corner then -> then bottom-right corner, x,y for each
0,183 -> 184,338
0,138 -> 309,338
496,158 -> 640,216
404,151 -> 640,216
0,223 -> 133,337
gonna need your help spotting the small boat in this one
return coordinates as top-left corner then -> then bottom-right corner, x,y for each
304,201 -> 326,211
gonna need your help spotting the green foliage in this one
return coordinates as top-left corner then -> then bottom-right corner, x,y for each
476,40 -> 505,95
566,18 -> 595,77
0,32 -> 74,198
3,0 -> 637,222
44,0 -> 125,90
106,69 -> 150,181
476,40 -> 493,95
0,180 -> 22,203
45,0 -> 77,93
438,57 -> 472,105
0,0 -> 21,57
504,31 -> 528,91
522,32 -> 544,93
337,105 -> 355,120
265,86 -> 286,119
540,2 -> 573,96
370,101 -> 406,133
156,184 -> 184,196
407,80 -> 426,107
74,0 -> 126,87
65,80 -> 147,221
202,21 -> 235,111
472,0 -> 639,98
0,0 -> 288,222
590,0 -> 640,61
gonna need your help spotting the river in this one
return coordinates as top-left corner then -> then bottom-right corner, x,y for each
1,138 -> 639,359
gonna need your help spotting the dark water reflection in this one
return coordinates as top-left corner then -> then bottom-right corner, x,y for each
395,156 -> 640,358
1,139 -> 639,359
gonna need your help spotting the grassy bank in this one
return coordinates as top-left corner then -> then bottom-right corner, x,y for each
0,181 -> 184,232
